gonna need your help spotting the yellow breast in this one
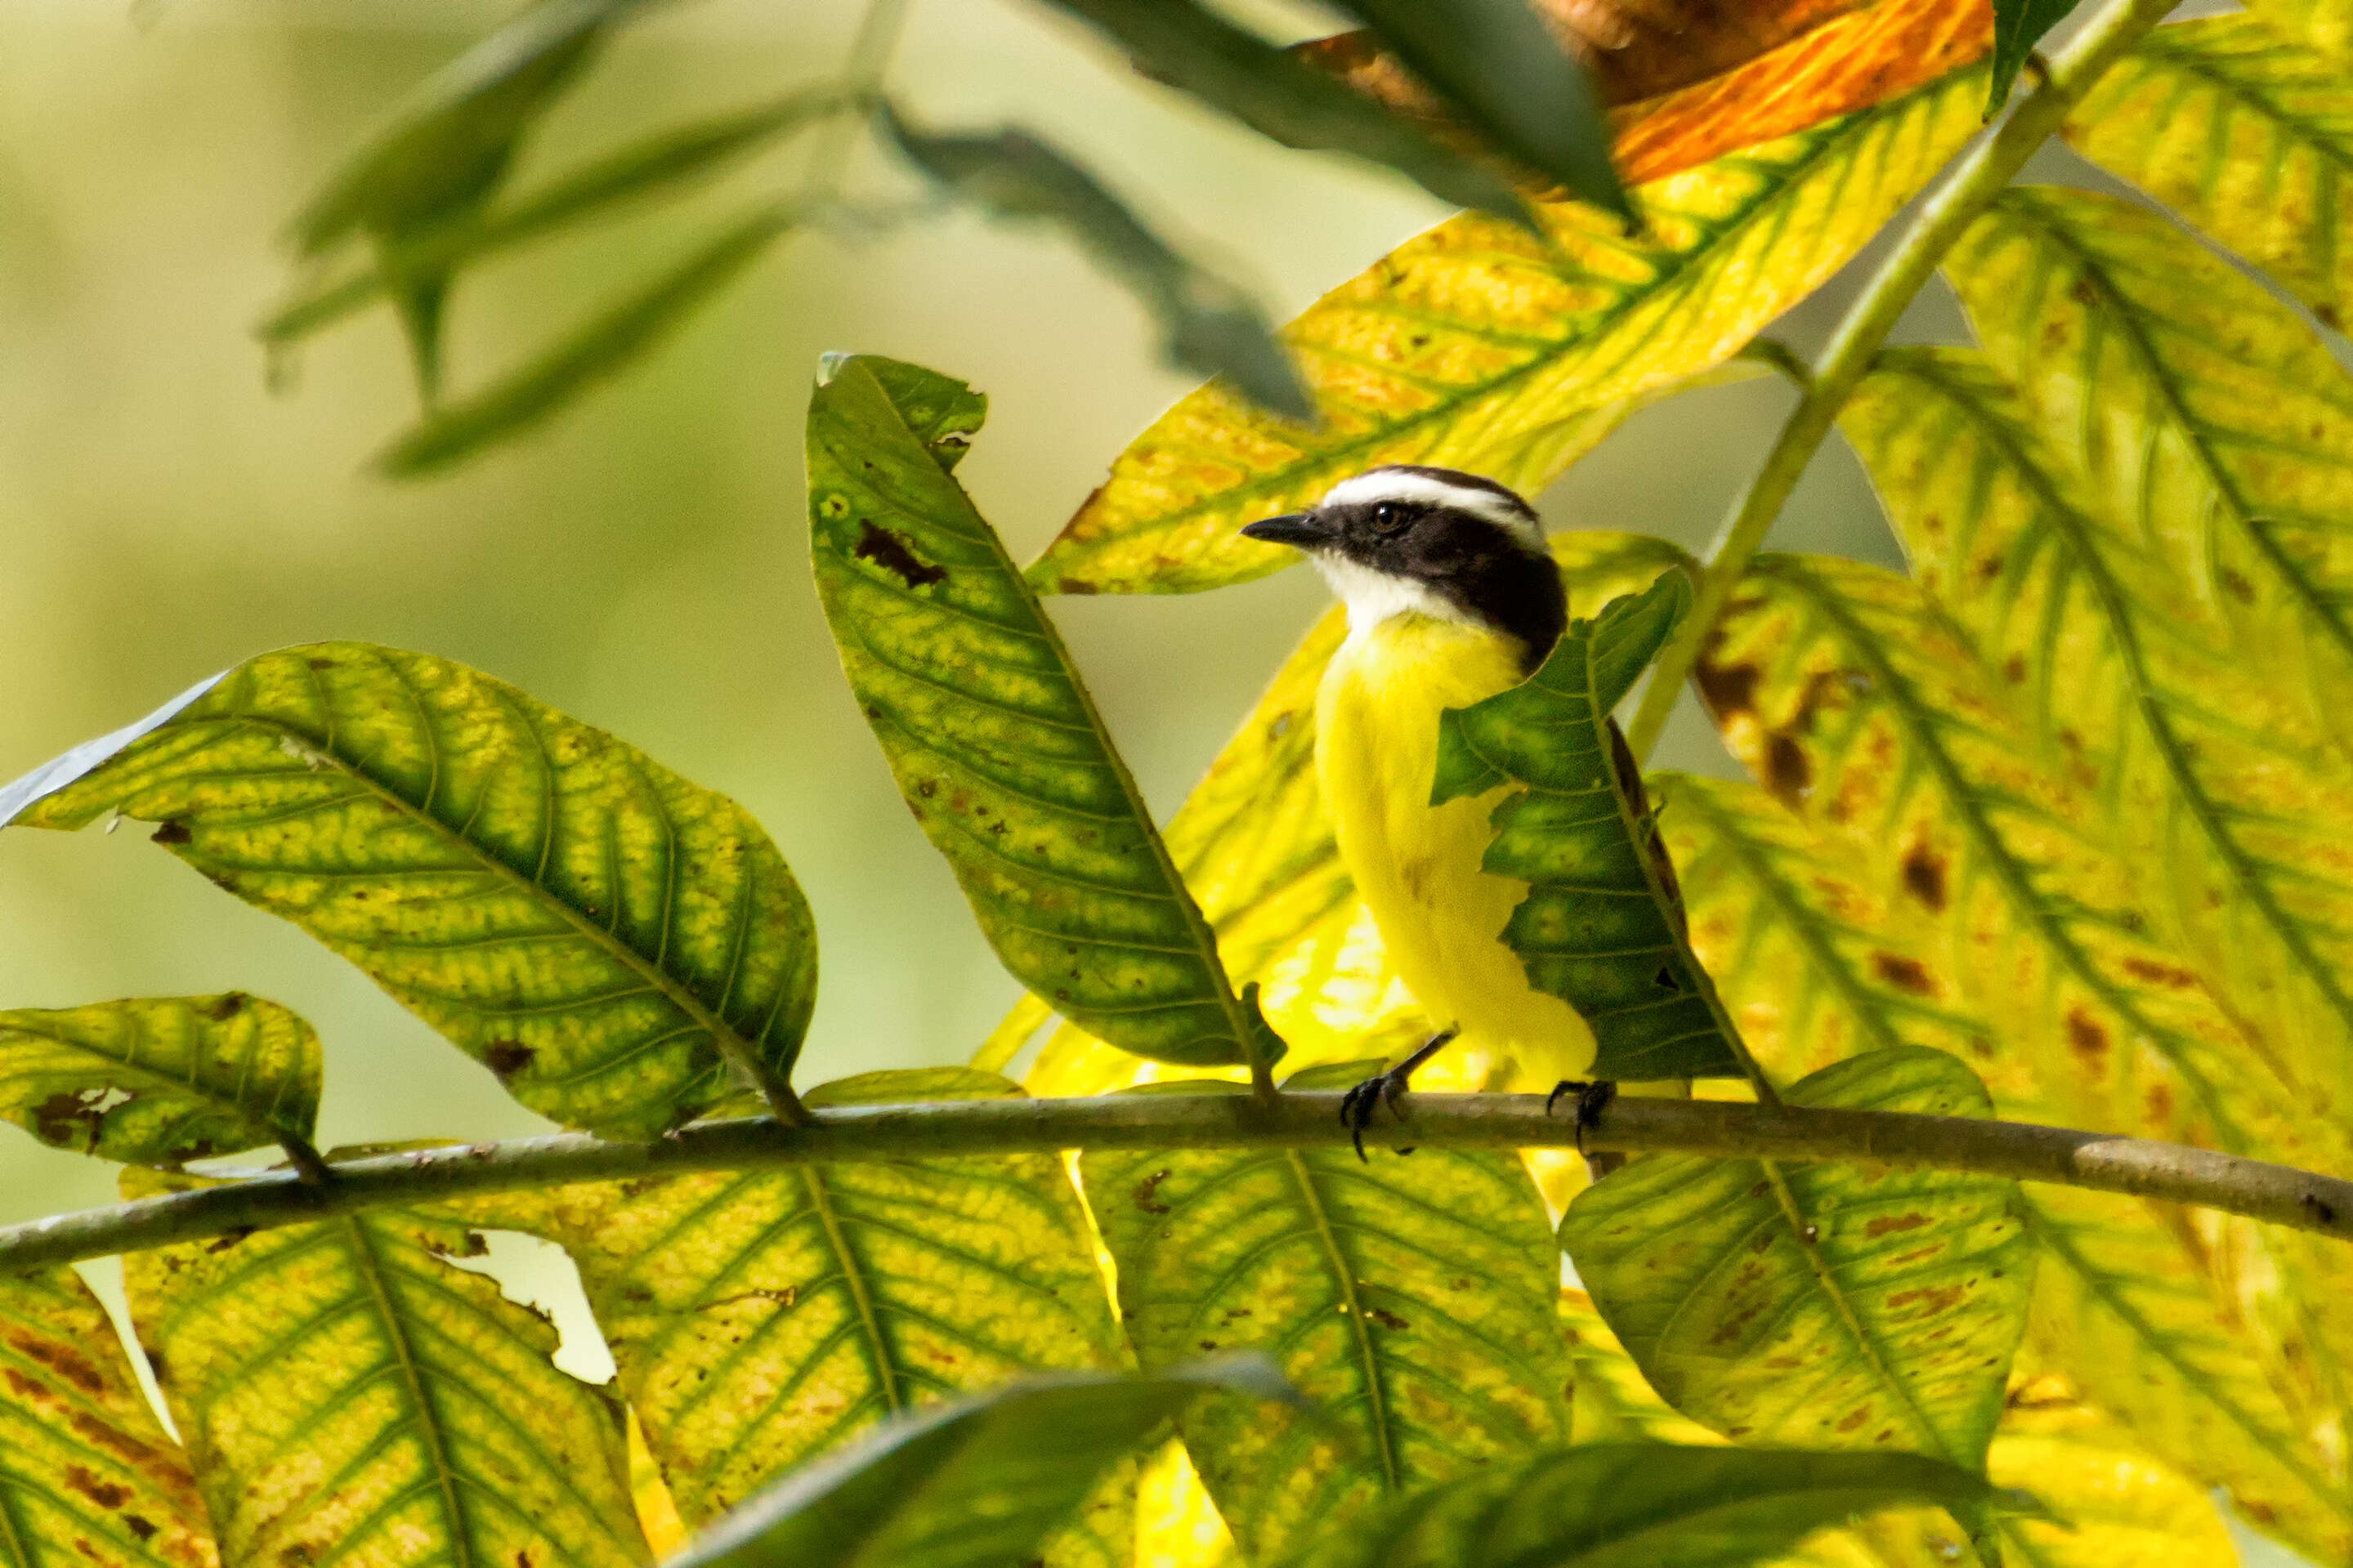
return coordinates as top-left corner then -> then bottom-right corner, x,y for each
1314,613 -> 1594,1084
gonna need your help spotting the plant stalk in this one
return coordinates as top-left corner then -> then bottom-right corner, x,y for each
6,1092 -> 2346,1273
1623,0 -> 2180,761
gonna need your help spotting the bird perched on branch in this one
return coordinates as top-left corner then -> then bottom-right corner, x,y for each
1242,465 -> 1662,1159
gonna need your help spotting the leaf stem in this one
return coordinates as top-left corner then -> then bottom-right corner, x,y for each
1622,0 -> 2181,762
7,1092 -> 2346,1274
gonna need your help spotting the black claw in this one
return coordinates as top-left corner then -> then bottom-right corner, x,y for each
1547,1079 -> 1618,1155
1340,1067 -> 1412,1163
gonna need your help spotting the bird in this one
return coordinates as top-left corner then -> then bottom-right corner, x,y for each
1241,463 -> 1646,1158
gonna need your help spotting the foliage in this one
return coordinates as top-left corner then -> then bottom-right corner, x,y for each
8,2 -> 2353,1567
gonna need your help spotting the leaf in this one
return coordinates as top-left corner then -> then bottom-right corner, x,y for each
1333,0 -> 1628,219
122,1168 -> 648,1568
1079,1066 -> 1573,1564
1431,570 -> 1742,1081
265,87 -> 839,348
290,0 -> 661,393
451,1070 -> 1135,1550
1037,0 -> 1532,228
807,355 -> 1273,1070
1559,1048 -> 2035,1468
0,1266 -> 217,1568
1988,0 -> 2078,114
1278,1444 -> 1997,1568
1029,62 -> 1985,594
1559,1288 -> 1723,1447
1013,531 -> 1694,1097
2248,0 -> 2353,62
0,994 -> 319,1165
377,202 -> 798,475
668,1362 -> 1292,1568
2,642 -> 816,1138
879,112 -> 1308,422
2064,15 -> 2353,333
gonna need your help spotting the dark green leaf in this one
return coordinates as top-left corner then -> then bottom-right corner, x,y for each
1281,1444 -> 2001,1568
378,203 -> 798,475
2,642 -> 816,1138
1080,1065 -> 1573,1563
670,1361 -> 1294,1568
1431,570 -> 1742,1080
1560,1048 -> 2036,1470
266,87 -> 839,347
879,109 -> 1311,422
1037,0 -> 1532,229
1988,0 -> 2078,113
807,355 -> 1277,1070
0,993 -> 320,1164
1333,0 -> 1627,220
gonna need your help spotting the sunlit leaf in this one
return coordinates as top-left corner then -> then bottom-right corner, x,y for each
2248,0 -> 2353,62
266,87 -> 839,349
2,643 -> 816,1137
0,1266 -> 217,1568
0,993 -> 319,1165
1037,0 -> 1532,227
882,113 -> 1307,422
669,1360 -> 1292,1568
2066,15 -> 2353,332
808,355 -> 1276,1069
123,1168 -> 648,1568
1433,570 -> 1742,1080
1559,1288 -> 1721,1447
1080,1066 -> 1572,1563
1133,1439 -> 1236,1568
453,1070 -> 1136,1561
1030,64 -> 1984,594
1335,0 -> 1627,219
1280,1444 -> 1996,1568
1014,531 -> 1693,1097
378,202 -> 798,475
1988,0 -> 2078,114
1560,1048 -> 2035,1468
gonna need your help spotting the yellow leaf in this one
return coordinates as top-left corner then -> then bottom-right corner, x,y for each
2248,0 -> 2353,63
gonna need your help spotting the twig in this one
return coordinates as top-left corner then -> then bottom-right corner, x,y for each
1622,0 -> 2181,762
4,1092 -> 2346,1274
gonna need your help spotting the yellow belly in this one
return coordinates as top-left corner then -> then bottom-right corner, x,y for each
1315,614 -> 1594,1083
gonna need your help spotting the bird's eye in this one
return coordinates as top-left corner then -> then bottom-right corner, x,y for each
1370,502 -> 1409,535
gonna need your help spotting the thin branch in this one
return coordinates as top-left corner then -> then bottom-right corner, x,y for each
1623,0 -> 2181,761
4,1092 -> 2346,1274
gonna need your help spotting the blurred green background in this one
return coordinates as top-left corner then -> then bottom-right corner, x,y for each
0,0 -> 1928,1226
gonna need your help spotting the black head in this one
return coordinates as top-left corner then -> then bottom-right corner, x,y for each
1241,464 -> 1565,673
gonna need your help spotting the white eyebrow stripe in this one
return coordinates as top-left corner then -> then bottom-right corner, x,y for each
1317,470 -> 1545,547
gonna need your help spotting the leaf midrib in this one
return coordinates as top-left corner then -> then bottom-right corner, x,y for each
344,1216 -> 475,1568
1283,1149 -> 1400,1490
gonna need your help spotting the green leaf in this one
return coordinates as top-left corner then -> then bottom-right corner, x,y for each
377,202 -> 798,476
1559,1048 -> 2035,1468
266,87 -> 839,348
0,993 -> 320,1165
1079,1065 -> 1572,1563
1431,570 -> 1743,1081
1279,1444 -> 1997,1568
1987,0 -> 2078,114
2248,0 -> 2353,62
2,642 -> 816,1137
1028,65 -> 1984,594
1334,0 -> 1626,219
2064,16 -> 2353,333
1559,1288 -> 1722,1448
1037,0 -> 1532,228
807,355 -> 1273,1071
290,0 -> 662,393
450,1070 -> 1137,1555
879,111 -> 1308,422
669,1361 -> 1292,1568
0,1266 -> 215,1568
123,1169 -> 649,1568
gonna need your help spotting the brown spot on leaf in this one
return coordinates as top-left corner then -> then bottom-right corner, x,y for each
1836,1405 -> 1872,1432
1134,1169 -> 1173,1215
204,1226 -> 257,1254
124,1517 -> 156,1543
1765,735 -> 1810,801
1695,659 -> 1760,718
2146,1083 -> 2174,1125
2220,568 -> 2255,605
65,1467 -> 129,1510
2122,958 -> 2197,990
31,1092 -> 108,1152
2066,1007 -> 2109,1065
484,1041 -> 536,1079
1871,954 -> 1935,995
2318,303 -> 2344,331
150,820 -> 192,847
1886,1282 -> 1965,1313
1900,843 -> 1948,911
2002,654 -> 2026,684
204,993 -> 247,1021
1366,1307 -> 1410,1332
1866,1213 -> 1931,1238
2069,279 -> 2099,306
854,521 -> 947,589
9,1335 -> 105,1395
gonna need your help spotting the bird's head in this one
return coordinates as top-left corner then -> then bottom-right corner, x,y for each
1241,464 -> 1565,668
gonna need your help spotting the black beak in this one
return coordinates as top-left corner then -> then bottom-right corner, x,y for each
1240,511 -> 1331,549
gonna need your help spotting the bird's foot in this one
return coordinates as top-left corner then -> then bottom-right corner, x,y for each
1339,1068 -> 1414,1163
1546,1079 -> 1618,1156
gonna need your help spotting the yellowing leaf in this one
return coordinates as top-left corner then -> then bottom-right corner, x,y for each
1079,1069 -> 1572,1564
123,1170 -> 647,1568
1028,68 -> 1984,595
0,994 -> 320,1165
0,1266 -> 217,1568
2067,16 -> 2353,332
2248,0 -> 2353,62
1559,1289 -> 1721,1447
1561,1048 -> 2034,1468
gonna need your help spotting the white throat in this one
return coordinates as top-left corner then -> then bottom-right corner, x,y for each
1313,554 -> 1467,637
